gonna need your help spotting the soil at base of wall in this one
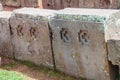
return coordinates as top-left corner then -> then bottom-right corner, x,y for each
0,57 -> 78,80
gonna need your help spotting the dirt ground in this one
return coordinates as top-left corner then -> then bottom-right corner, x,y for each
0,57 -> 79,80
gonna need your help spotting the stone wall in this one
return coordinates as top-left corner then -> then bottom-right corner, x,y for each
0,0 -> 119,11
0,8 -> 120,80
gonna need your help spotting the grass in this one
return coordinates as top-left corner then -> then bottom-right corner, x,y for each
0,70 -> 28,80
18,60 -> 34,67
0,58 -> 85,80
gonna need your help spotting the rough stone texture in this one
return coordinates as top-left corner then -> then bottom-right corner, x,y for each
0,0 -> 118,10
49,8 -> 120,80
54,0 -> 62,10
21,0 -> 62,9
42,0 -> 54,9
42,0 -> 118,9
3,6 -> 17,11
108,40 -> 120,68
0,11 -> 13,57
0,0 -> 42,8
61,0 -> 79,8
51,0 -> 118,9
79,0 -> 117,9
106,8 -> 120,71
0,0 -> 21,7
10,8 -> 55,68
117,0 -> 120,8
21,0 -> 42,8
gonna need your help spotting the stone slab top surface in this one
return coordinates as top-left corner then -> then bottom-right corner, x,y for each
54,8 -> 120,23
57,8 -> 119,16
0,11 -> 12,19
12,7 -> 56,20
108,33 -> 120,40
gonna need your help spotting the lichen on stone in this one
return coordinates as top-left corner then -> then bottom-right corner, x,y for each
14,13 -> 50,21
54,13 -> 107,23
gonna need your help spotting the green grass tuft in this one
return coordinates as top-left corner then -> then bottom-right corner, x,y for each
19,61 -> 34,67
0,70 -> 28,80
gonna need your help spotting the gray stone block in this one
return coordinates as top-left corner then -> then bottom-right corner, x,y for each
49,8 -> 120,80
10,8 -> 56,68
106,9 -> 120,74
107,34 -> 120,73
108,39 -> 120,65
0,11 -> 13,57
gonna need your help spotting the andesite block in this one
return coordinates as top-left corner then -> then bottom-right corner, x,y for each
0,11 -> 13,57
49,8 -> 120,80
10,8 -> 56,68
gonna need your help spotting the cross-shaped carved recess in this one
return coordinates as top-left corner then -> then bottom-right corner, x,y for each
78,30 -> 89,45
30,27 -> 37,39
60,28 -> 72,43
17,25 -> 23,36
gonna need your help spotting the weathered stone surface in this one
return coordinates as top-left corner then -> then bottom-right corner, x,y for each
21,0 -> 41,8
107,28 -> 120,73
0,0 -> 21,7
108,39 -> 120,66
54,0 -> 62,10
10,8 -> 55,68
42,0 -> 118,9
0,11 -> 13,57
49,8 -> 120,80
21,0 -> 54,8
107,39 -> 120,77
0,0 -> 119,10
61,0 -> 79,8
0,0 -> 42,8
106,8 -> 120,71
79,0 -> 117,9
3,6 -> 16,11
42,0 -> 54,9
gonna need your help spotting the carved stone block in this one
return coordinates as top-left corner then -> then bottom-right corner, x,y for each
10,8 -> 55,68
49,8 -> 120,80
0,11 -> 13,57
